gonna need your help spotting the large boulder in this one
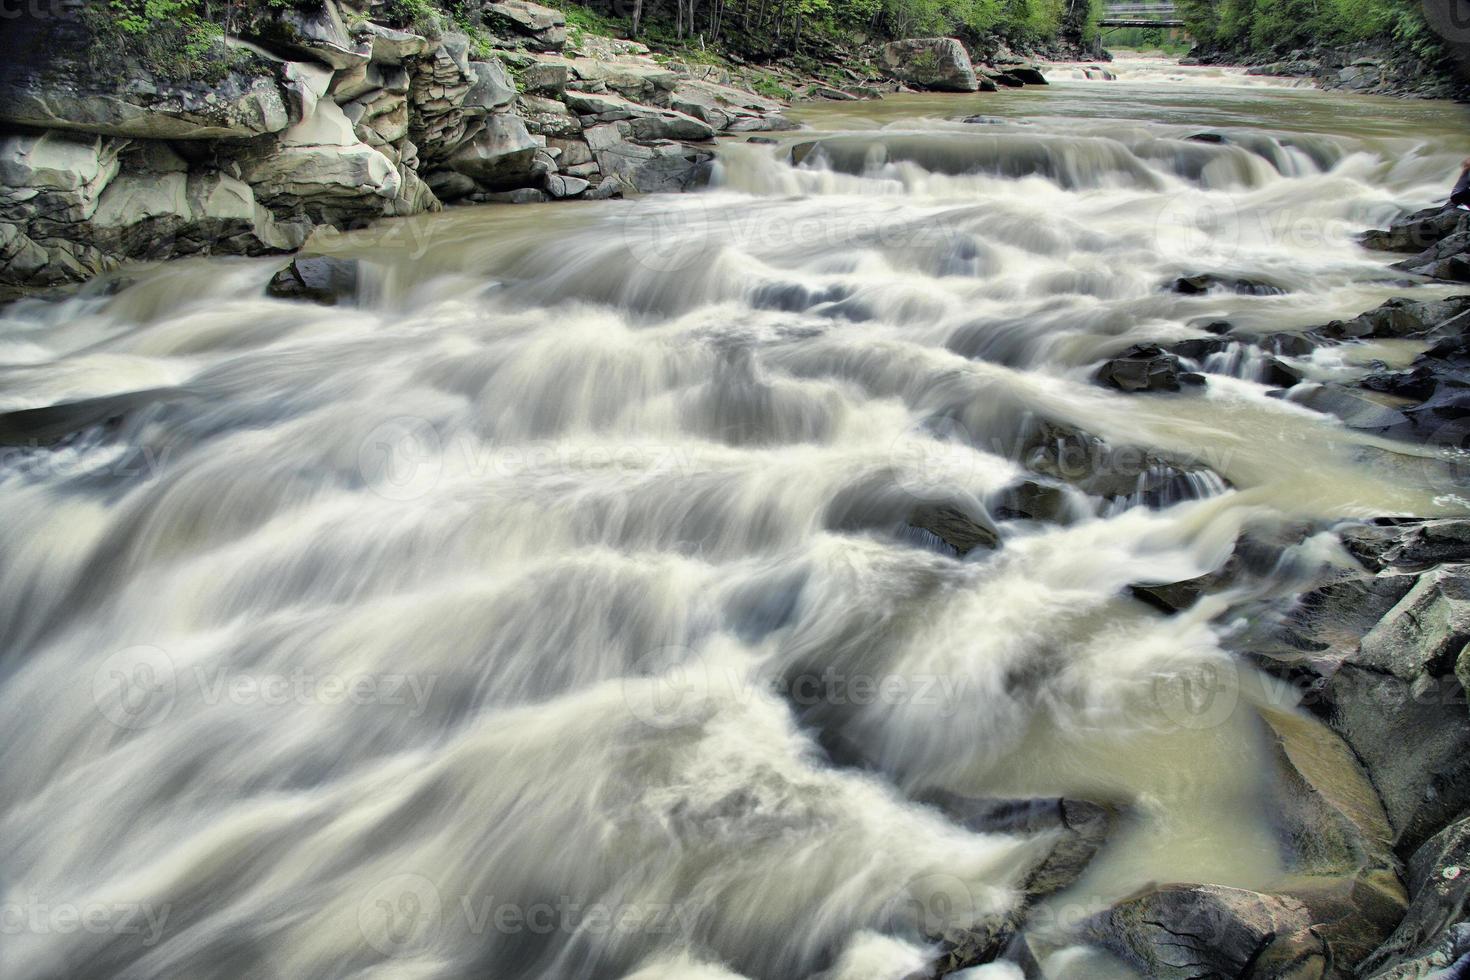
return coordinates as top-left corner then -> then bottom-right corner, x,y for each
1360,813 -> 1470,977
1094,343 -> 1205,393
242,0 -> 371,70
584,123 -> 714,194
563,90 -> 715,141
242,98 -> 401,223
444,113 -> 541,189
0,131 -> 124,291
481,0 -> 567,52
466,59 -> 518,113
363,23 -> 430,65
91,169 -> 306,257
880,38 -> 980,93
0,48 -> 291,140
671,79 -> 788,133
1084,879 -> 1403,979
408,33 -> 481,166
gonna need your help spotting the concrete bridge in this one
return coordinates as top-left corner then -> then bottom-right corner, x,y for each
1097,2 -> 1184,27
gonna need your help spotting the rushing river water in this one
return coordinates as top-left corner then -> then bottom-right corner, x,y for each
2,55 -> 1469,980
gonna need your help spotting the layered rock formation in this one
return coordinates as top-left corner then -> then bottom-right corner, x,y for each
0,0 -> 793,299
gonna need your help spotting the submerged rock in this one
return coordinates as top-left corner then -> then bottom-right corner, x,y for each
1020,419 -> 1227,507
266,255 -> 359,304
1171,273 -> 1287,295
906,503 -> 1001,556
1094,343 -> 1206,393
916,794 -> 1114,974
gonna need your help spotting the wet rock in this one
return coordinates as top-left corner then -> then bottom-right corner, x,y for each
0,388 -> 183,447
880,38 -> 981,93
978,66 -> 1025,88
1164,337 -> 1231,361
1325,662 -> 1470,858
1021,419 -> 1226,507
266,255 -> 359,304
1314,296 -> 1470,341
1360,205 -> 1470,254
986,479 -> 1078,525
1084,874 -> 1404,980
1354,564 -> 1470,681
1262,356 -> 1305,388
1341,519 -> 1470,574
542,173 -> 590,199
917,794 -> 1113,974
1289,383 -> 1412,433
1360,814 -> 1470,977
1171,273 -> 1287,295
1129,577 -> 1213,613
1241,522 -> 1470,859
906,503 -> 1001,556
1186,132 -> 1227,143
588,126 -> 714,194
1094,343 -> 1205,393
1085,884 -> 1321,978
1006,66 -> 1048,85
476,186 -> 549,204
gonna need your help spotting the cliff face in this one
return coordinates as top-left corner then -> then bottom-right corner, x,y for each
0,0 -> 794,300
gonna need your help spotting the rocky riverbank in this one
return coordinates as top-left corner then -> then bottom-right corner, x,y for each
0,2 -> 1058,302
1047,203 -> 1470,978
1185,40 -> 1470,99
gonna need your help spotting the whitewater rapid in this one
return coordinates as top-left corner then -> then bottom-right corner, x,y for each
1,56 -> 1468,980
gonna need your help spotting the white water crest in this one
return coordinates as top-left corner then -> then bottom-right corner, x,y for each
1,58 -> 1468,980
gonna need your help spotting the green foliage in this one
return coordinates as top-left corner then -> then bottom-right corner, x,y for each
1105,25 -> 1190,52
94,0 -> 244,80
1179,0 -> 1448,58
752,72 -> 798,98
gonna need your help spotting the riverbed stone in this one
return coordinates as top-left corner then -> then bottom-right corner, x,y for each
267,255 -> 360,304
1095,343 -> 1205,393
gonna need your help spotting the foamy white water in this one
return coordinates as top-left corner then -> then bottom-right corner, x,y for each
1,58 -> 1467,980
